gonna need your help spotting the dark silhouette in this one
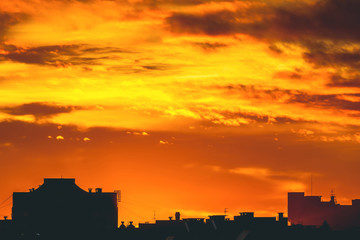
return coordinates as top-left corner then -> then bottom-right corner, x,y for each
288,192 -> 360,230
1,179 -> 360,240
12,178 -> 118,239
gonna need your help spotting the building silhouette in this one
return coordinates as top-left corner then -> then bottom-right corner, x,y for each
1,180 -> 360,240
288,192 -> 360,230
12,178 -> 118,236
135,212 -> 288,240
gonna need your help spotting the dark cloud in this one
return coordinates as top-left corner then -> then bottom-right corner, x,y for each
141,63 -> 172,71
51,0 -> 93,2
136,0 -> 235,8
192,42 -> 228,51
289,93 -> 360,112
303,44 -> 360,69
165,0 -> 360,75
106,61 -> 178,75
220,84 -> 360,113
0,44 -> 124,66
0,45 -> 80,66
327,74 -> 360,88
0,12 -> 27,42
268,44 -> 283,54
221,84 -> 296,100
81,46 -> 128,54
140,0 -> 206,7
0,102 -> 88,119
166,0 -> 360,41
259,0 -> 360,42
207,109 -> 309,125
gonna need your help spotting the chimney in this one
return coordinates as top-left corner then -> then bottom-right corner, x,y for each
278,212 -> 284,221
95,188 -> 102,193
175,212 -> 180,221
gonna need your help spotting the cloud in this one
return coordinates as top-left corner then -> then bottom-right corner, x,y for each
327,74 -> 360,88
219,84 -> 360,113
0,44 -> 79,66
259,0 -> 360,43
140,63 -> 173,71
219,84 -> 295,100
303,44 -> 360,69
273,71 -> 303,80
195,108 -> 303,127
229,167 -> 313,183
0,44 -> 124,67
230,167 -> 270,178
165,0 -> 360,79
172,84 -> 360,127
0,102 -> 88,120
134,0 -> 236,8
288,93 -> 360,112
192,41 -> 229,51
209,166 -> 309,192
0,12 -> 27,42
166,0 -> 360,42
166,10 -> 237,36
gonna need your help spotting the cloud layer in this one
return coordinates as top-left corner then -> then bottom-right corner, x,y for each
0,102 -> 88,119
0,0 -> 360,223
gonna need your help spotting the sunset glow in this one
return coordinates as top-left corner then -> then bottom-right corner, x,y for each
0,0 -> 360,224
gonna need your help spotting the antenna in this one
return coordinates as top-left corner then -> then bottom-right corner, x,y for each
310,174 -> 312,196
153,210 -> 156,222
224,208 -> 228,216
330,189 -> 336,204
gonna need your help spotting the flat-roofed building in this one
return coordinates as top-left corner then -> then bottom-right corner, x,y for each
288,192 -> 360,230
12,178 -> 118,234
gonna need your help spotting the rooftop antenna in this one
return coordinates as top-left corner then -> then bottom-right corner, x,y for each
224,208 -> 228,216
330,189 -> 337,204
310,174 -> 313,196
153,210 -> 156,222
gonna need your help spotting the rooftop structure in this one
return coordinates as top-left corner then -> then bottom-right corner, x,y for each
288,192 -> 360,230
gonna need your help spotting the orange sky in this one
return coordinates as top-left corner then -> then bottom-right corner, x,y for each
0,0 -> 360,224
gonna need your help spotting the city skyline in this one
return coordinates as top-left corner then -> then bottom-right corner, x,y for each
7,178 -> 360,240
7,177 -> 360,227
1,0 -> 360,223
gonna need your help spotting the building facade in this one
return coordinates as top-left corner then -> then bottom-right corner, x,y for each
12,178 -> 118,233
288,192 -> 360,230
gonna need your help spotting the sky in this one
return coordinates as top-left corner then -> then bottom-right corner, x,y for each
0,0 -> 360,224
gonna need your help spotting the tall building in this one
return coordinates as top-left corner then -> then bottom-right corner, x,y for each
12,178 -> 118,233
288,192 -> 360,230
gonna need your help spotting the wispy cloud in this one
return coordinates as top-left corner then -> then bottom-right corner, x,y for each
0,102 -> 92,120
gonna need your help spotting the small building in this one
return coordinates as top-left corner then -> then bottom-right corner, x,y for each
12,178 -> 118,233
